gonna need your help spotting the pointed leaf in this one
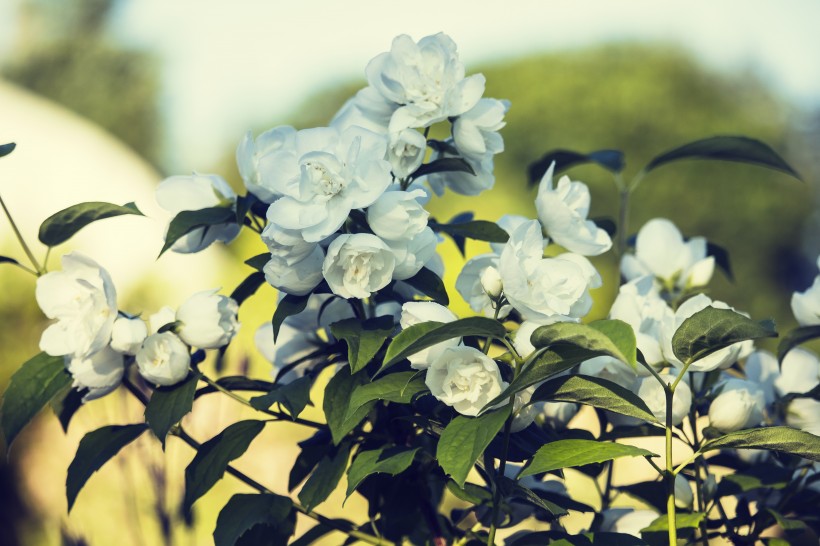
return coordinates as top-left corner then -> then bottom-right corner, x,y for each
519,533 -> 648,546
706,241 -> 733,281
244,253 -> 269,272
195,377 -> 274,398
66,424 -> 148,510
290,524 -> 336,546
0,142 -> 16,157
429,219 -> 509,245
401,267 -> 449,306
411,157 -> 475,180
249,376 -> 312,418
531,374 -> 659,423
672,307 -> 777,363
528,149 -> 625,184
159,206 -> 235,256
1,352 -> 71,452
330,316 -> 394,373
437,407 -> 510,487
145,372 -> 199,447
382,317 -> 506,372
777,325 -> 820,363
213,493 -> 294,546
531,320 -> 637,367
699,426 -> 820,462
183,420 -> 266,513
346,446 -> 419,497
323,367 -> 374,445
50,386 -> 85,432
271,294 -> 310,342
644,136 -> 801,180
0,256 -> 21,267
346,372 -> 428,420
498,477 -> 567,517
641,512 -> 705,532
298,441 -> 351,512
520,439 -> 656,478
230,272 -> 266,308
39,202 -> 144,247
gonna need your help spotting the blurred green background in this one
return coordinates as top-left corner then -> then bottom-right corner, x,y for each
1,1 -> 819,545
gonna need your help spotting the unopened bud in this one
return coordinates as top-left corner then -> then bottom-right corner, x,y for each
480,266 -> 503,299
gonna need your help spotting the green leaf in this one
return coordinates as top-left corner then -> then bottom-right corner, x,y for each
511,532 -> 648,546
298,441 -> 351,512
159,206 -> 235,256
445,480 -> 493,504
531,374 -> 659,424
183,420 -> 266,513
66,424 -> 147,510
244,253 -> 269,272
520,439 -> 656,478
401,267 -> 449,306
0,142 -> 16,158
411,157 -> 475,180
230,272 -> 266,308
346,446 -> 419,497
716,464 -> 792,497
213,493 -> 294,546
290,524 -> 335,546
323,367 -> 375,445
330,316 -> 394,373
777,325 -> 820,363
0,256 -> 21,267
1,352 -> 71,452
528,149 -> 625,184
50,386 -> 85,432
531,320 -> 637,367
699,426 -> 820,462
39,202 -> 144,247
499,477 -> 567,517
145,372 -> 199,447
641,512 -> 705,532
381,317 -> 506,372
763,508 -> 809,536
437,407 -> 510,487
346,372 -> 428,420
429,219 -> 510,244
643,136 -> 801,180
249,376 -> 312,418
271,294 -> 310,342
195,376 -> 274,398
706,241 -> 734,281
671,307 -> 777,364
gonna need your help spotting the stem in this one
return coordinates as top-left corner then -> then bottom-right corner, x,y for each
616,187 -> 630,258
665,386 -> 678,546
0,191 -> 42,274
687,397 -> 709,546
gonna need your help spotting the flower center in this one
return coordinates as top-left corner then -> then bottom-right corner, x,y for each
304,161 -> 345,197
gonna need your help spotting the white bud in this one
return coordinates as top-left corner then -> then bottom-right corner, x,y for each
136,332 -> 191,387
480,265 -> 503,299
110,316 -> 148,355
674,474 -> 694,508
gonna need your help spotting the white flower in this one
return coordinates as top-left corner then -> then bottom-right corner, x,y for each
579,356 -> 638,390
261,221 -> 318,266
110,316 -> 148,356
621,218 -> 714,291
744,350 -> 781,406
675,474 -> 694,509
534,401 -> 579,430
400,301 -> 459,370
510,386 -> 538,432
791,256 -> 820,325
176,289 -> 240,349
609,276 -> 674,367
155,173 -> 240,253
480,266 -> 503,299
367,188 -> 429,241
366,33 -> 485,132
535,163 -> 612,256
386,227 -> 438,280
425,346 -> 507,416
602,509 -> 659,538
661,295 -> 748,372
786,398 -> 820,436
36,252 -> 117,359
490,214 -> 531,254
709,378 -> 766,432
66,346 -> 125,402
453,98 -> 508,159
775,347 -> 819,395
264,246 -> 325,296
456,253 -> 508,317
323,233 -> 396,298
330,86 -> 394,134
499,220 -> 599,323
263,126 -> 392,242
387,129 -> 427,178
427,147 -> 495,196
136,332 -> 191,386
236,126 -> 297,203
512,321 -> 542,360
637,373 -> 692,426
149,306 -> 176,334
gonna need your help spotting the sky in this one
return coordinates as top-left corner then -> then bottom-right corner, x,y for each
5,0 -> 820,172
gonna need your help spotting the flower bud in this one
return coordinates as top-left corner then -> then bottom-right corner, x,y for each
708,379 -> 765,433
480,266 -> 503,299
675,474 -> 694,508
110,316 -> 148,355
703,473 -> 717,503
136,332 -> 191,386
176,289 -> 240,349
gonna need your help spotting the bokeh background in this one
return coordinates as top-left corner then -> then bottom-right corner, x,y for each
2,1 -> 820,544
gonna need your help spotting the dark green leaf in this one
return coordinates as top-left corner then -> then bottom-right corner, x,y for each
346,372 -> 428,419
777,325 -> 820,363
528,149 -> 625,184
213,493 -> 293,546
234,194 -> 258,226
0,256 -> 21,267
672,307 -> 777,364
706,241 -> 733,281
445,480 -> 493,504
641,512 -> 705,532
230,272 -> 266,308
401,267 -> 449,306
271,294 -> 310,342
429,219 -> 510,244
531,374 -> 659,423
520,439 -> 656,478
330,316 -> 394,373
643,136 -> 801,180
346,446 -> 419,497
245,253 -> 269,272
66,424 -> 147,510
1,352 -> 71,452
50,386 -> 85,432
699,426 -> 820,462
511,532 -> 648,546
159,206 -> 235,256
39,202 -> 144,247
499,477 -> 567,517
183,420 -> 266,513
531,320 -> 637,367
290,524 -> 335,546
145,373 -> 199,447
298,441 -> 351,512
323,367 -> 375,445
717,464 -> 792,497
411,157 -> 475,180
0,142 -> 16,157
381,317 -> 506,372
763,508 -> 809,536
437,407 -> 510,487
195,377 -> 274,398
249,376 -> 312,418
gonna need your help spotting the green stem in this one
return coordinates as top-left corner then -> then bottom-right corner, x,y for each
665,386 -> 678,546
616,187 -> 630,258
0,191 -> 42,274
